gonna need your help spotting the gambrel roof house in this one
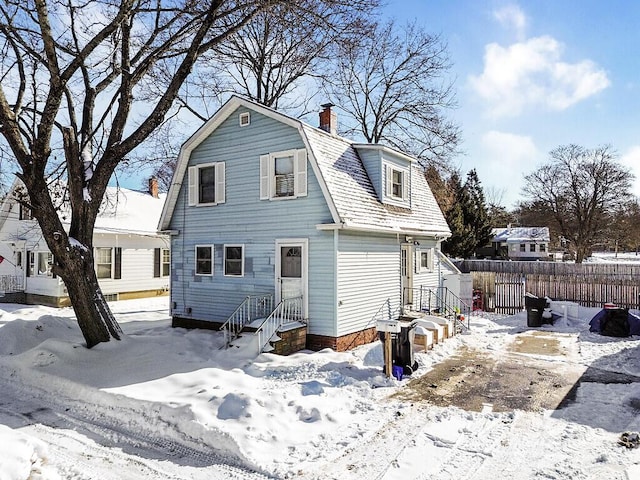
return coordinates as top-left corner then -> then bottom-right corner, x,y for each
0,179 -> 170,306
160,96 -> 467,353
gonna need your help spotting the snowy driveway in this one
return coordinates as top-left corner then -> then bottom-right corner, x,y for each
395,331 -> 587,413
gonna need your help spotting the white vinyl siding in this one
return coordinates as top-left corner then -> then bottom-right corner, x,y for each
259,149 -> 307,200
188,162 -> 225,206
336,234 -> 400,337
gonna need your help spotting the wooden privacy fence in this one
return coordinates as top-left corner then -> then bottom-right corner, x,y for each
457,260 -> 640,314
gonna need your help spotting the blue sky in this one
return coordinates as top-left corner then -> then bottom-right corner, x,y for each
384,0 -> 640,207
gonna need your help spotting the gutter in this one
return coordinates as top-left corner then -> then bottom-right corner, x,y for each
316,222 -> 450,240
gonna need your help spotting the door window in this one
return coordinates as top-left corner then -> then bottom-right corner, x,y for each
281,247 -> 301,278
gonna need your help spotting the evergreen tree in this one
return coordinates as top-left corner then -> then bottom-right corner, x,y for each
463,169 -> 493,253
442,169 -> 492,258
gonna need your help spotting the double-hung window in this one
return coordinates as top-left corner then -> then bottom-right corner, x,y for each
195,245 -> 213,275
96,247 -> 122,279
224,245 -> 244,276
385,164 -> 409,203
154,248 -> 170,277
260,149 -> 307,200
188,162 -> 226,206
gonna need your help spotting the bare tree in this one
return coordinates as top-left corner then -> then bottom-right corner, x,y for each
131,0 -> 380,194
522,144 -> 633,263
0,0 -> 352,348
211,1 -> 378,113
323,20 -> 460,169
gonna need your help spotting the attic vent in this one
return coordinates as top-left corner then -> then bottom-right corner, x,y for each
239,112 -> 250,127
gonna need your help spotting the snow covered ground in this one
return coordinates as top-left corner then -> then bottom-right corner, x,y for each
1,295 -> 639,479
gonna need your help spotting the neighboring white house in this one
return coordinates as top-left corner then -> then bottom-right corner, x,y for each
489,226 -> 551,261
0,179 -> 170,306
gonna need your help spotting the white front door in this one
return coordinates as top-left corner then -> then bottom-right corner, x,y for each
401,244 -> 414,306
275,239 -> 308,316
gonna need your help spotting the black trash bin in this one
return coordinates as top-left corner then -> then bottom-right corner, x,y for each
525,295 -> 548,327
378,320 -> 419,376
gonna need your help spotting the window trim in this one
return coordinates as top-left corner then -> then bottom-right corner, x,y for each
96,247 -> 113,279
384,163 -> 409,203
19,203 -> 34,221
188,162 -> 226,206
239,112 -> 250,126
154,247 -> 171,278
417,248 -> 434,273
161,248 -> 170,277
259,149 -> 307,201
195,245 -> 214,276
223,244 -> 244,277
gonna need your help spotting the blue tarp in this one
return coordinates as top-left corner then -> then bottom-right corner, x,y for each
589,308 -> 640,337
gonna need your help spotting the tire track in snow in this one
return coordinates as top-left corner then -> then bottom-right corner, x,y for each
0,367 -> 276,480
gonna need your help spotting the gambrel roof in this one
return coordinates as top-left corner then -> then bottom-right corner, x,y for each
159,96 -> 450,238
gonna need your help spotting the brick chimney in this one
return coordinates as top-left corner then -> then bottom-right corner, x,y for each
148,176 -> 159,198
319,103 -> 337,135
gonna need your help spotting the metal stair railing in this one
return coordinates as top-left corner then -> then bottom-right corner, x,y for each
219,294 -> 273,348
372,297 -> 401,323
407,286 -> 471,331
254,295 -> 304,354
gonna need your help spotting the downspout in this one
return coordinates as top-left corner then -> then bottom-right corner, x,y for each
22,244 -> 27,295
333,228 -> 339,337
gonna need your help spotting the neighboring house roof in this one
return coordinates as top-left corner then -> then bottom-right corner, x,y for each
159,95 -> 450,237
0,180 -> 166,237
79,187 -> 167,236
492,226 -> 550,243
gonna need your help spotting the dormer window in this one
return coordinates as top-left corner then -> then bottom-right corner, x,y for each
385,164 -> 409,203
391,169 -> 404,199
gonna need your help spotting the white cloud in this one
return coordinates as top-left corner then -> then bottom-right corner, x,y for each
469,36 -> 610,118
493,4 -> 527,39
620,146 -> 640,197
477,131 -> 539,207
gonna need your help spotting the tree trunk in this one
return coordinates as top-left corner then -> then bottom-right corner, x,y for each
575,245 -> 589,264
26,168 -> 123,349
60,247 -> 122,348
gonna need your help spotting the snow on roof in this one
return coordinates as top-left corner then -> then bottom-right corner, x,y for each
301,125 -> 450,235
0,180 -> 166,237
78,187 -> 167,236
492,226 -> 550,242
